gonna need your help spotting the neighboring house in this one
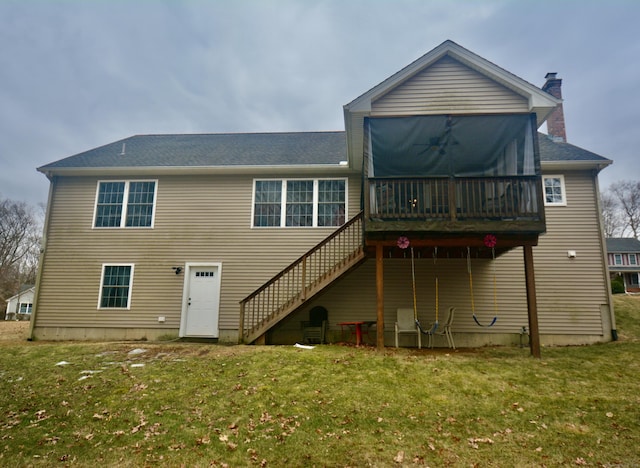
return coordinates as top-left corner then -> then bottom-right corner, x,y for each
5,285 -> 35,320
30,40 -> 615,354
606,238 -> 640,293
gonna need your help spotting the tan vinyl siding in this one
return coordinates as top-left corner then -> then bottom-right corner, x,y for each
34,173 -> 361,334
533,171 -> 609,334
274,256 -> 529,338
372,56 -> 529,116
35,169 -> 609,342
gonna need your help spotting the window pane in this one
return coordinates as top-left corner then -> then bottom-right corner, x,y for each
318,180 -> 346,226
254,181 -> 282,227
126,181 -> 155,227
286,181 -> 313,226
629,255 -> 637,265
95,182 -> 125,227
544,177 -> 563,204
101,265 -> 131,308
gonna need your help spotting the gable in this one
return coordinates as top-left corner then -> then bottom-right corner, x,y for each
372,56 -> 529,116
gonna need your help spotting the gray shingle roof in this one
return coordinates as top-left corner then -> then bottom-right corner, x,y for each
39,129 -> 610,171
537,133 -> 611,163
38,132 -> 347,171
606,237 -> 640,253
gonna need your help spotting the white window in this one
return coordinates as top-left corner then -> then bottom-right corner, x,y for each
19,303 -> 33,314
252,179 -> 346,227
543,175 -> 566,206
629,254 -> 637,266
98,264 -> 134,309
614,254 -> 623,266
94,180 -> 157,228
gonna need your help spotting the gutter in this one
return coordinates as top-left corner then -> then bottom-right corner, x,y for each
593,174 -> 618,341
37,163 -> 358,178
28,176 -> 55,340
541,160 -> 612,174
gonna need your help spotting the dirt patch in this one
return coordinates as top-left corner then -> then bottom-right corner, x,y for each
0,320 -> 30,344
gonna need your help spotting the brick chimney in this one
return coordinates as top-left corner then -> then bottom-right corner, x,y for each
542,72 -> 566,142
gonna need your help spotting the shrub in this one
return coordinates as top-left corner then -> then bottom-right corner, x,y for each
611,275 -> 625,294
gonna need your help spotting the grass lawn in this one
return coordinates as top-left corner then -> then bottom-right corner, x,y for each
1,296 -> 639,467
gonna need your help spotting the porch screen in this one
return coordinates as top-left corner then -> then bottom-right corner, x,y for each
366,114 -> 537,177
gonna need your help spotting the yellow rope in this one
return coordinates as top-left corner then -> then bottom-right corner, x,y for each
411,247 -> 418,321
492,247 -> 498,315
434,247 -> 439,323
467,247 -> 476,314
435,276 -> 439,322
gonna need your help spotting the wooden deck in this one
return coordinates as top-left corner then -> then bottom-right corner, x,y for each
366,176 -> 545,234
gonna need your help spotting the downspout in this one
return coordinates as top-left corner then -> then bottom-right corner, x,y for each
593,170 -> 617,340
28,174 -> 55,340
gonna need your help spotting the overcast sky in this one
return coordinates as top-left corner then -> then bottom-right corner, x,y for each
1,0 -> 639,207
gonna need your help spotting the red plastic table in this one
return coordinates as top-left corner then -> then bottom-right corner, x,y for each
338,321 -> 365,346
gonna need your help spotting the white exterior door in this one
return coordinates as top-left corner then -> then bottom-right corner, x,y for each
180,264 -> 221,338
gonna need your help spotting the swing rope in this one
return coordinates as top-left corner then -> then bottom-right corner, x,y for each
398,239 -> 439,335
410,246 -> 438,335
467,245 -> 498,327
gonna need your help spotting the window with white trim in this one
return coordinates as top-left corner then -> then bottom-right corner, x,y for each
98,264 -> 134,309
19,303 -> 33,314
542,175 -> 566,206
253,179 -> 346,227
629,254 -> 637,266
614,254 -> 623,265
94,180 -> 157,228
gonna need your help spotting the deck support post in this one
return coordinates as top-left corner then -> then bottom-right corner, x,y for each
376,243 -> 385,350
523,244 -> 541,358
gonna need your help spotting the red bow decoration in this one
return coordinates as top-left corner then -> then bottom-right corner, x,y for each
397,236 -> 410,249
483,234 -> 497,248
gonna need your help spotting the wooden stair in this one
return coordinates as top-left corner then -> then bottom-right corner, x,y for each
239,211 -> 366,344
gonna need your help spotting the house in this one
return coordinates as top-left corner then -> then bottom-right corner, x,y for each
4,285 -> 35,320
30,40 -> 615,355
606,238 -> 640,293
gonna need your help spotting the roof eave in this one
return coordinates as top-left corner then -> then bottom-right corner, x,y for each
541,159 -> 613,173
37,164 -> 357,178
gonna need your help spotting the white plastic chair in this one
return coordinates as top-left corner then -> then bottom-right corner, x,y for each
428,307 -> 455,349
395,308 -> 421,349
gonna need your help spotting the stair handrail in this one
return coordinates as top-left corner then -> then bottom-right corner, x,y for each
239,211 -> 364,341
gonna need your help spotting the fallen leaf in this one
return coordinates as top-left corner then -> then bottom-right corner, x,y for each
393,450 -> 404,463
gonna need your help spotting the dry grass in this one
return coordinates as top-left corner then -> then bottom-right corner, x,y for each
0,297 -> 638,466
0,320 -> 30,344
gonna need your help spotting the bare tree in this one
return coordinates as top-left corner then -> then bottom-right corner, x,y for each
609,180 -> 640,239
600,190 -> 623,238
0,196 -> 42,302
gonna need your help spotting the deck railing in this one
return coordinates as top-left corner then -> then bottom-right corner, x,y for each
369,176 -> 542,221
239,211 -> 365,343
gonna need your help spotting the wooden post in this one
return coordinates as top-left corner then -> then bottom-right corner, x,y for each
238,301 -> 246,344
301,256 -> 307,301
376,243 -> 385,350
523,245 -> 541,358
448,178 -> 457,220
